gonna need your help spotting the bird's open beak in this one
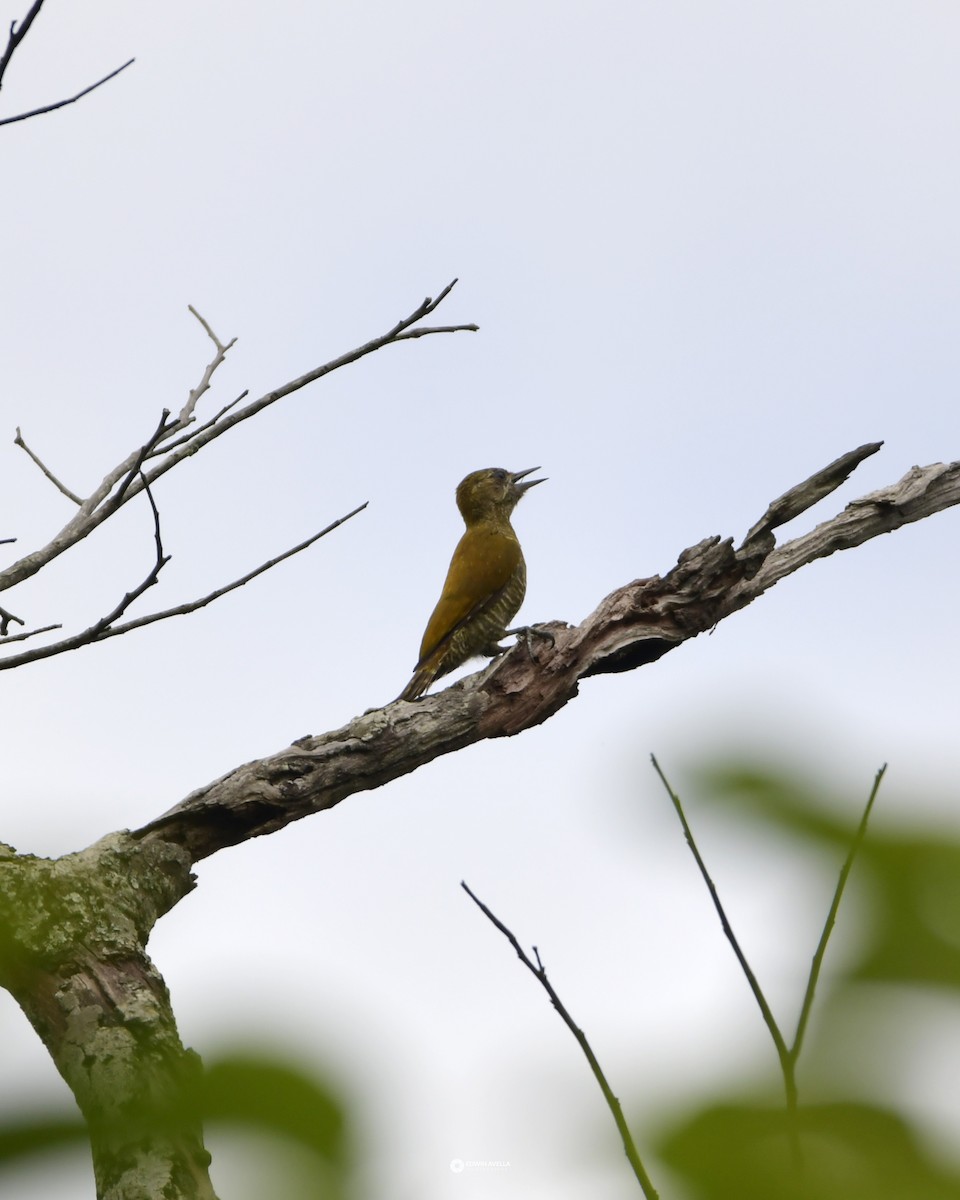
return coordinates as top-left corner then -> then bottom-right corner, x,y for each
512,466 -> 546,494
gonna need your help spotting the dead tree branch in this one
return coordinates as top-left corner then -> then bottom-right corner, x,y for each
148,391 -> 249,459
1,283 -> 475,595
14,426 -> 83,504
135,444 -> 960,864
0,621 -> 62,645
178,307 -> 236,426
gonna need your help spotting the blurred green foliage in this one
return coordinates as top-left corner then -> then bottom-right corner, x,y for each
0,1049 -> 352,1199
700,764 -> 960,989
203,1054 -> 348,1167
650,762 -> 960,1199
658,1100 -> 960,1200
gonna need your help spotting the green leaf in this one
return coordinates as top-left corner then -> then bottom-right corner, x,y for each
697,763 -> 960,989
202,1053 -> 349,1167
657,1100 -> 960,1200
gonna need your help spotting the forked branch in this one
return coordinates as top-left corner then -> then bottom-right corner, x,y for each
2,283 -> 474,595
0,1 -> 134,127
651,758 -> 886,1169
0,503 -> 367,671
0,605 -> 25,636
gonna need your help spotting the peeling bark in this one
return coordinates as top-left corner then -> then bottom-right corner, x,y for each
135,446 -> 960,862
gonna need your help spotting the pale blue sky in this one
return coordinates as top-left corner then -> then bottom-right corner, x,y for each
2,3 -> 959,1197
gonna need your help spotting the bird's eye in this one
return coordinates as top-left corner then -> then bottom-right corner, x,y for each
493,469 -> 507,482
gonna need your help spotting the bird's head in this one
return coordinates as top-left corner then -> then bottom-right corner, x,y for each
456,466 -> 546,524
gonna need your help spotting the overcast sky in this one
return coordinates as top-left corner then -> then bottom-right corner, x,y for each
3,3 -> 959,1197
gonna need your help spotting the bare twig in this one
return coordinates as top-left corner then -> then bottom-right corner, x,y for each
83,474 -> 170,641
0,537 -> 15,545
178,307 -> 237,426
140,471 -> 164,562
14,427 -> 82,505
651,755 -> 799,1161
394,322 -> 479,340
0,283 -> 474,594
101,502 -> 368,637
131,285 -> 477,486
186,305 -> 228,353
0,503 -> 367,670
110,411 -> 173,509
0,54 -> 135,126
147,391 -> 249,458
0,605 -> 24,636
0,621 -> 61,645
461,882 -> 659,1198
0,475 -> 167,661
0,56 -> 135,127
651,758 -> 788,1055
0,0 -> 44,92
791,765 -> 885,1060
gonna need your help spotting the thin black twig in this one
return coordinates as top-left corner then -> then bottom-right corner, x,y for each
0,472 -> 169,659
84,474 -> 171,640
102,503 -> 369,635
147,390 -> 249,458
140,470 -> 164,562
109,411 -> 173,510
0,0 -> 44,92
0,503 -> 367,670
0,56 -> 135,127
0,537 -> 16,545
14,427 -> 82,504
461,881 -> 660,1200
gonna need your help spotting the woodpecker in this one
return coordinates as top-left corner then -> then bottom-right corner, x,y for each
399,466 -> 544,701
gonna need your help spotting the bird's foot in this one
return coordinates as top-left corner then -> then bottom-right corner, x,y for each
505,624 -> 556,651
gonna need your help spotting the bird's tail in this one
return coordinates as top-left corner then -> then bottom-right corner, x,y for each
397,663 -> 436,702
397,638 -> 454,702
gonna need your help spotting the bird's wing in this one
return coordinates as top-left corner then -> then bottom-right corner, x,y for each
416,527 -> 521,665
